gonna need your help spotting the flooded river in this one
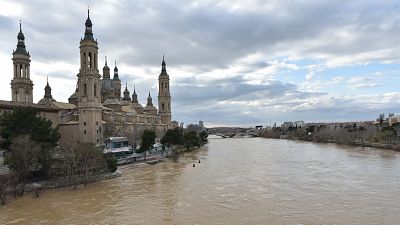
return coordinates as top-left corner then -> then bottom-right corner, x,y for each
1,137 -> 400,224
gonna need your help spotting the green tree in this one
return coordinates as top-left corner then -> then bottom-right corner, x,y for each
0,107 -> 60,178
199,131 -> 208,145
184,131 -> 200,150
0,107 -> 60,148
161,128 -> 184,147
104,153 -> 118,173
138,130 -> 156,159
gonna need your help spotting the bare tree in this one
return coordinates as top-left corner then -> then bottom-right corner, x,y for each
58,142 -> 106,189
77,143 -> 106,185
6,135 -> 40,196
0,173 -> 16,205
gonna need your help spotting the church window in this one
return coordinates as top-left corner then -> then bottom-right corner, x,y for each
97,139 -> 99,143
83,52 -> 86,68
84,122 -> 86,125
168,103 -> 170,110
96,122 -> 98,125
84,130 -> 86,134
88,52 -> 92,68
84,83 -> 87,96
162,103 -> 164,110
165,83 -> 168,89
94,84 -> 97,97
20,65 -> 23,78
15,91 -> 19,102
25,91 -> 28,101
161,83 -> 163,88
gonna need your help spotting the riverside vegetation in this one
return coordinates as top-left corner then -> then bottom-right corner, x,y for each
260,122 -> 400,150
0,107 -> 208,206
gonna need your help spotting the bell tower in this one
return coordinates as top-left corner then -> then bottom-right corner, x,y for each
77,9 -> 103,144
11,22 -> 33,103
158,55 -> 171,125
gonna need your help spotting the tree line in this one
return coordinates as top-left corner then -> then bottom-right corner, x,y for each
0,107 -> 209,205
0,107 -> 116,205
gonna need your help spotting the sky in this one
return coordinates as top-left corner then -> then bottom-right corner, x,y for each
0,0 -> 400,127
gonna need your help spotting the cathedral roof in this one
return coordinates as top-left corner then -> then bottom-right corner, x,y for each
103,98 -> 122,106
38,97 -> 56,105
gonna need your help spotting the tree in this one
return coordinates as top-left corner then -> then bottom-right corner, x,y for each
199,131 -> 208,145
0,107 -> 60,149
0,173 -> 16,205
0,107 -> 60,178
77,143 -> 106,185
161,128 -> 184,147
103,153 -> 117,173
5,136 -> 41,195
138,130 -> 156,159
184,131 -> 200,150
58,143 -> 106,189
161,128 -> 184,162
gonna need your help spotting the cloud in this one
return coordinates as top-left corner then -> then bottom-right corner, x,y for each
0,0 -> 399,126
347,76 -> 382,89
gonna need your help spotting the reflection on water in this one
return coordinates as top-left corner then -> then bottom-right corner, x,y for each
1,137 -> 400,224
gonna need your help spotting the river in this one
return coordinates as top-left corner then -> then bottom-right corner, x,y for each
1,137 -> 400,224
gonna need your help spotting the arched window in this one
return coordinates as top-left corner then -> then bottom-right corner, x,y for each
83,52 -> 86,68
161,83 -> 164,88
162,103 -> 165,110
88,52 -> 92,68
25,91 -> 28,101
84,83 -> 87,96
15,91 -> 19,102
20,64 -> 23,78
94,84 -> 97,97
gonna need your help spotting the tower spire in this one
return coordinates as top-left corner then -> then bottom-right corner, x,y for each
161,54 -> 167,74
84,7 -> 93,40
105,55 -> 107,65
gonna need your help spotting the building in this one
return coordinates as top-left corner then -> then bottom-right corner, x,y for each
0,11 -> 175,147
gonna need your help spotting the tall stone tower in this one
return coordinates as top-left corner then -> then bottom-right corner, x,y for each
113,60 -> 121,99
158,55 -> 171,125
11,22 -> 33,103
77,10 -> 103,144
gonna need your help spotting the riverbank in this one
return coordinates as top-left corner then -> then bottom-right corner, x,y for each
1,144 -> 206,206
261,135 -> 400,151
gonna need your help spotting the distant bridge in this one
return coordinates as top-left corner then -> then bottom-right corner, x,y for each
214,132 -> 259,138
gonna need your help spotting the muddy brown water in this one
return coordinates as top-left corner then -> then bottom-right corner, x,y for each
1,137 -> 400,224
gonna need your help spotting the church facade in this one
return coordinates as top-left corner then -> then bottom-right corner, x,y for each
0,11 -> 176,147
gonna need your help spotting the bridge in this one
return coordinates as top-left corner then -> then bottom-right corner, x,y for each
213,132 -> 260,138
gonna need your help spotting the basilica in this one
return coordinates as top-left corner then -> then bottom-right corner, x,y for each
0,11 -> 176,147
